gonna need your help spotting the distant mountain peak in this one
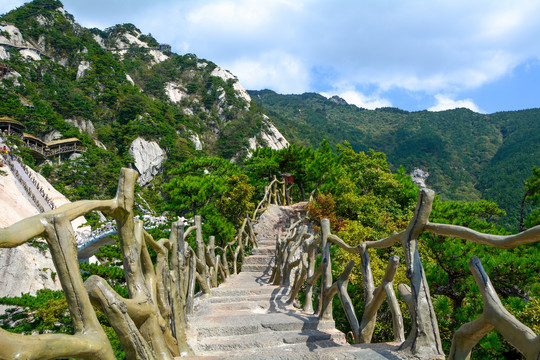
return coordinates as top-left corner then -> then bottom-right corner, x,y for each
329,95 -> 348,105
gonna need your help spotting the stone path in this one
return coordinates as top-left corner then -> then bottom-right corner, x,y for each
181,237 -> 409,360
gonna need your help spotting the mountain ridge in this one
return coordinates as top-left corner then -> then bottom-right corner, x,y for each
0,0 -> 288,201
248,89 -> 540,229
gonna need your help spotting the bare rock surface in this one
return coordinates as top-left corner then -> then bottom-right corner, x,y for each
128,137 -> 166,186
0,150 -> 85,313
0,244 -> 60,300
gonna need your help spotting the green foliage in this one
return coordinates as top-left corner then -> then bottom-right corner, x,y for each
245,140 -> 344,201
0,288 -> 64,309
44,146 -> 124,200
164,157 -> 255,244
250,90 -> 540,230
423,199 -> 539,358
0,289 -> 73,334
522,167 -> 540,229
0,0 -> 280,211
0,3 -> 537,359
79,236 -> 128,298
248,140 -> 418,343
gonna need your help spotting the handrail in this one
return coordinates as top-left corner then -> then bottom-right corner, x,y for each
0,130 -> 86,158
273,188 -> 540,359
0,168 -> 260,359
251,175 -> 289,220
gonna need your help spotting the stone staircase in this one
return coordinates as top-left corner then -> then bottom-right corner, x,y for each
182,238 -> 406,359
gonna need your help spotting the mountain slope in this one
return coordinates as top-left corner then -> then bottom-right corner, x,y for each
249,90 -> 540,229
0,0 -> 288,200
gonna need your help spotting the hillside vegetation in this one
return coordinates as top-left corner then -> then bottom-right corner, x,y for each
0,2 -> 539,358
249,90 -> 540,229
0,0 -> 280,201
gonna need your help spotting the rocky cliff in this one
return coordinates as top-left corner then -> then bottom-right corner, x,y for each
0,153 -> 88,308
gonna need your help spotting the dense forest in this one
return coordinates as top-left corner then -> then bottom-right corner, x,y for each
0,1 -> 539,359
249,90 -> 540,230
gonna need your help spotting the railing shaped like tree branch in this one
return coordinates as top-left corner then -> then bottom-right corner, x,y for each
0,168 -> 258,360
251,175 -> 294,220
273,188 -> 540,360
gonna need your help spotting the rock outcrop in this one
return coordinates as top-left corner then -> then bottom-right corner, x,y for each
42,130 -> 62,143
188,132 -> 203,151
76,60 -> 91,79
128,137 -> 166,186
411,168 -> 429,188
165,82 -> 188,103
210,66 -> 251,107
329,95 -> 348,105
66,118 -> 95,136
245,118 -> 290,159
0,24 -> 43,60
261,119 -> 289,150
0,244 -> 61,300
0,24 -> 32,48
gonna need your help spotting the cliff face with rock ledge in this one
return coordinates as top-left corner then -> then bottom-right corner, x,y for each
0,157 -> 89,311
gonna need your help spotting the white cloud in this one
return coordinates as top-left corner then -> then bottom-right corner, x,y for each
4,0 -> 540,111
187,1 -> 270,31
185,0 -> 303,34
227,51 -> 309,94
428,94 -> 482,113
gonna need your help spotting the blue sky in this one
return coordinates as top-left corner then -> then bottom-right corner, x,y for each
2,0 -> 540,113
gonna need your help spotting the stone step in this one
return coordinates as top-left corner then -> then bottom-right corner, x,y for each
241,264 -> 273,272
180,341 -> 347,360
202,294 -> 279,304
193,328 -> 346,353
243,255 -> 274,265
256,239 -> 276,246
191,313 -> 335,338
200,290 -> 291,305
209,284 -> 285,298
194,295 -> 293,317
178,341 -> 407,360
194,298 -> 291,313
252,246 -> 275,255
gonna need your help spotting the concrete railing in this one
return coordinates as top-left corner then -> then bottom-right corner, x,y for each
272,188 -> 540,360
0,168 -> 259,359
252,175 -> 293,220
76,214 -> 169,251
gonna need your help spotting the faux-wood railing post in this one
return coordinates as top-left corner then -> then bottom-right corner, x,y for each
319,218 -> 333,321
399,189 -> 444,358
169,220 -> 191,355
